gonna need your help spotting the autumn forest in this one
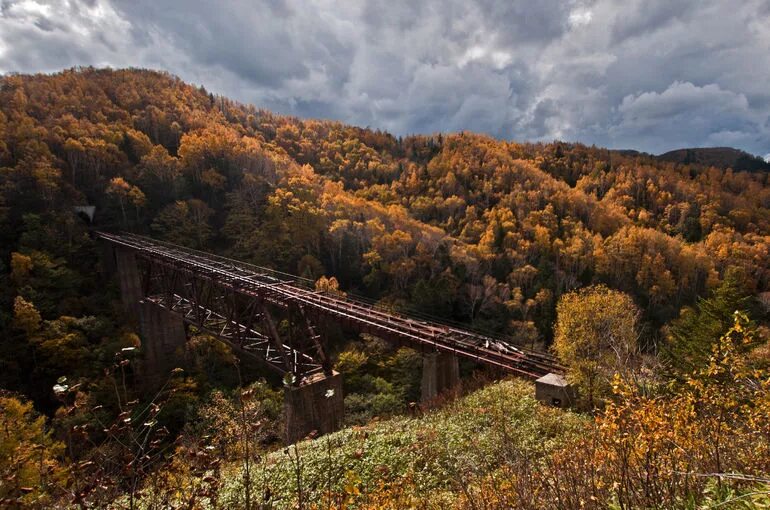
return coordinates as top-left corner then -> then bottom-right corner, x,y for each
1,68 -> 769,508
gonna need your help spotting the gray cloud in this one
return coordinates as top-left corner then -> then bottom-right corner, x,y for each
611,81 -> 760,150
1,0 -> 769,156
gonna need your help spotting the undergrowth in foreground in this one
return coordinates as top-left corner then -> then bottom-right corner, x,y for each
135,314 -> 770,510
214,380 -> 584,509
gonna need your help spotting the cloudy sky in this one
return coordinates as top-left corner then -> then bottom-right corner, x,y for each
1,0 -> 769,157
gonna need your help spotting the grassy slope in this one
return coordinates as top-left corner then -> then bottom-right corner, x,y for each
214,380 -> 585,509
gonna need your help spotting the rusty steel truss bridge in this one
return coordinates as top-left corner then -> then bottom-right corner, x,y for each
99,231 -> 563,385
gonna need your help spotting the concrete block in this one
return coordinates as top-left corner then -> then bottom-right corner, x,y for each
535,372 -> 576,408
421,351 -> 460,402
101,240 -> 117,276
284,371 -> 344,443
115,247 -> 143,322
139,301 -> 187,387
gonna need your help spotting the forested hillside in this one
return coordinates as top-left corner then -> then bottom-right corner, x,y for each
658,147 -> 770,172
1,68 -> 769,508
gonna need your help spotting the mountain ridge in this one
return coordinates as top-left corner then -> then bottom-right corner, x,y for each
657,146 -> 770,172
610,146 -> 770,172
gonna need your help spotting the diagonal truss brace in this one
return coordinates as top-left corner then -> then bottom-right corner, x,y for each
138,255 -> 327,382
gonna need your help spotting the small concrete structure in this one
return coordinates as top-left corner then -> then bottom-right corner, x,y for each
138,300 -> 188,388
284,371 -> 344,443
535,373 -> 576,408
421,351 -> 460,402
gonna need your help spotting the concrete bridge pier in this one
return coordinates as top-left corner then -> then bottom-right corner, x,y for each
138,301 -> 188,387
101,240 -> 117,276
114,246 -> 143,322
284,371 -> 344,443
421,351 -> 460,402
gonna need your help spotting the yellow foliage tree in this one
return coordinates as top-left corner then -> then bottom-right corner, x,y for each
315,275 -> 346,297
0,394 -> 65,506
12,296 -> 41,337
107,176 -> 145,225
553,284 -> 639,407
10,252 -> 33,285
594,312 -> 770,508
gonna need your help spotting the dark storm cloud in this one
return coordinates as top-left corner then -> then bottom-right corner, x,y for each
1,0 -> 769,156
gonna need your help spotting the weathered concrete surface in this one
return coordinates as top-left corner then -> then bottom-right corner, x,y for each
138,301 -> 187,387
535,372 -> 576,408
420,351 -> 460,402
284,371 -> 344,443
115,247 -> 143,322
101,240 -> 117,276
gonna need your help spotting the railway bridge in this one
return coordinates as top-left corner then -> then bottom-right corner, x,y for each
98,232 -> 564,442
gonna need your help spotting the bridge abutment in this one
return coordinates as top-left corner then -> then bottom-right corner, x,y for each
138,301 -> 187,387
420,351 -> 460,402
284,371 -> 344,443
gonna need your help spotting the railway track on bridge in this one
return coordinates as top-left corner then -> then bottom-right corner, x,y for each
98,231 -> 563,381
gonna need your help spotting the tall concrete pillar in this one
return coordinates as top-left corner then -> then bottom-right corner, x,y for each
139,301 -> 187,387
101,240 -> 117,276
421,351 -> 460,402
115,247 -> 143,322
284,371 -> 344,443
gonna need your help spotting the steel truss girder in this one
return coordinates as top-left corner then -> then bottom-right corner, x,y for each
138,255 -> 328,382
100,231 -> 563,380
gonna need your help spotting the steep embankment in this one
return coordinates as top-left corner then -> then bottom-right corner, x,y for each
211,380 -> 583,509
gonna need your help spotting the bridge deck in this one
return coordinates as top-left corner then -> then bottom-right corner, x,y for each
99,232 -> 563,379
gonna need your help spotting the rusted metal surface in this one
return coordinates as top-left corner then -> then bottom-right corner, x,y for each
99,231 -> 563,383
